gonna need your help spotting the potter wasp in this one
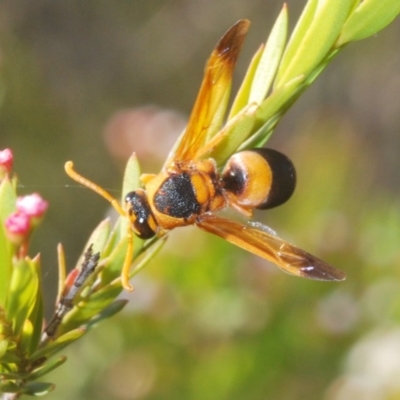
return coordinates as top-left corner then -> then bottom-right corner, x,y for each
65,20 -> 346,291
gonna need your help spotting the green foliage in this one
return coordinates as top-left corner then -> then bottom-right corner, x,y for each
207,0 -> 400,164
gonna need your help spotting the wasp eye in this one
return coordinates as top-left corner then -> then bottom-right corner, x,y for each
125,190 -> 157,239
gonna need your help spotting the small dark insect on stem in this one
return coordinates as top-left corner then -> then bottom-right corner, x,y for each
41,245 -> 100,344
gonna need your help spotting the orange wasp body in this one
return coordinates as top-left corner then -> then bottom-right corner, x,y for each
65,20 -> 346,290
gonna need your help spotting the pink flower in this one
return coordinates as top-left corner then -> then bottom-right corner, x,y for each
0,148 -> 13,178
17,193 -> 49,218
5,211 -> 31,245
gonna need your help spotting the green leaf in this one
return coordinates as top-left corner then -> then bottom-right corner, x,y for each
0,338 -> 8,358
30,328 -> 86,362
250,75 -> 304,138
28,356 -> 67,381
0,346 -> 21,364
5,258 -> 39,334
0,371 -> 28,380
275,0 -> 354,87
205,84 -> 232,143
121,153 -> 141,202
120,153 -> 141,234
84,299 -> 128,330
60,237 -> 165,334
0,222 -> 11,307
275,0 -> 318,80
22,381 -> 55,396
232,76 -> 303,152
0,176 -> 16,223
130,235 -> 167,278
0,177 -> 16,306
20,318 -> 34,357
239,113 -> 281,151
199,104 -> 257,166
228,44 -> 264,119
86,219 -> 111,258
100,236 -> 128,286
248,4 -> 288,105
72,219 -> 111,275
338,0 -> 400,45
25,261 -> 44,357
58,282 -> 122,335
0,350 -> 22,364
0,380 -> 21,393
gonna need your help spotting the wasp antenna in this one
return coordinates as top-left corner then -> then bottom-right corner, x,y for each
64,161 -> 126,217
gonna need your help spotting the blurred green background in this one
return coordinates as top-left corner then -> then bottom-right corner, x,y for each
1,1 -> 400,399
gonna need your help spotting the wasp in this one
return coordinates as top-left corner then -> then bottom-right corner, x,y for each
65,20 -> 346,291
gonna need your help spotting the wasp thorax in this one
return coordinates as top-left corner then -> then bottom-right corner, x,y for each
222,148 -> 296,210
125,189 -> 157,239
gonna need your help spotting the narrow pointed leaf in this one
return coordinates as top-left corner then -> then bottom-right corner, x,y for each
0,222 -> 11,306
56,243 -> 67,302
120,153 -> 141,236
22,381 -> 55,396
84,299 -> 128,330
249,5 -> 288,104
255,75 -> 305,129
0,177 -> 16,305
58,282 -> 122,335
30,328 -> 86,362
0,338 -> 8,358
228,44 -> 264,119
0,176 -> 16,223
200,104 -> 257,166
100,236 -> 129,286
338,0 -> 400,45
275,0 -> 318,83
5,258 -> 39,334
235,76 -> 304,151
121,153 -> 141,204
26,255 -> 44,356
0,351 -> 21,363
0,381 -> 21,393
275,0 -> 354,87
28,356 -> 67,381
74,218 -> 111,271
129,235 -> 167,278
19,318 -> 34,357
238,112 -> 281,151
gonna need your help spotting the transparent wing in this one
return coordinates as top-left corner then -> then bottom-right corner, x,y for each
171,20 -> 250,164
197,214 -> 346,281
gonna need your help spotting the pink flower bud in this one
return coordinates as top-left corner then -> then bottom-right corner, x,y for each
0,148 -> 13,178
17,193 -> 49,218
5,211 -> 30,245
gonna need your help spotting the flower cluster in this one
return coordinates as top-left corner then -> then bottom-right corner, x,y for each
0,149 -> 48,253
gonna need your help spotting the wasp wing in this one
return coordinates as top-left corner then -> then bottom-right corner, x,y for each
170,20 -> 250,164
197,214 -> 346,281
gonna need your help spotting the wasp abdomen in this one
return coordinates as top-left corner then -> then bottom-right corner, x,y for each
154,173 -> 201,218
222,148 -> 296,210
